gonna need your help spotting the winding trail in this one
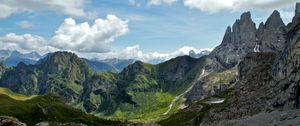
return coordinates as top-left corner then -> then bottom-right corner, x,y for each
163,69 -> 206,115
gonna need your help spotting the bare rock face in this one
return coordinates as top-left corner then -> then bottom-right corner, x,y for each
186,10 -> 288,105
292,3 -> 300,23
274,3 -> 300,80
257,10 -> 287,53
204,3 -> 300,124
209,12 -> 257,69
238,52 -> 276,80
0,116 -> 27,126
271,4 -> 300,110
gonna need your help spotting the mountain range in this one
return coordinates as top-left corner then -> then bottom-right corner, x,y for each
0,50 -> 209,73
1,3 -> 300,126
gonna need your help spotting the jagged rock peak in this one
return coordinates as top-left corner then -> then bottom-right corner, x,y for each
257,22 -> 264,33
265,10 -> 285,29
221,26 -> 232,43
292,3 -> 300,23
225,26 -> 231,33
240,11 -> 252,22
259,22 -> 264,28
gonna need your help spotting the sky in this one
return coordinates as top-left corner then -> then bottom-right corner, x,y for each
0,0 -> 298,62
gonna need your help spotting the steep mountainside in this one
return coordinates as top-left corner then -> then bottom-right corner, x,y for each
185,8 -> 288,104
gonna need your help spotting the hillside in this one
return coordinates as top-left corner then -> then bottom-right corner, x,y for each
0,87 -> 125,126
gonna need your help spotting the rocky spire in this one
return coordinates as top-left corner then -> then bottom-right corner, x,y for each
257,10 -> 286,53
265,10 -> 285,29
221,26 -> 231,44
240,11 -> 252,23
209,11 -> 257,69
233,11 -> 256,44
292,3 -> 300,23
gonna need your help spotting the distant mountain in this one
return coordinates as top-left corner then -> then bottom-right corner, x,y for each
38,53 -> 135,73
189,50 -> 211,59
84,59 -> 119,73
0,50 -> 43,66
99,58 -> 136,71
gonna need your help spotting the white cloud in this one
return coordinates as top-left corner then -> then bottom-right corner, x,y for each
0,33 -> 56,54
49,15 -> 129,53
0,32 -> 211,63
18,21 -> 34,29
0,0 -> 86,18
0,14 -> 128,55
82,45 -> 212,63
148,0 -> 178,6
183,0 -> 298,13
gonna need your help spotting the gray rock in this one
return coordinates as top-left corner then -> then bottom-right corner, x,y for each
210,110 -> 300,126
208,11 -> 257,70
0,116 -> 27,126
257,10 -> 287,54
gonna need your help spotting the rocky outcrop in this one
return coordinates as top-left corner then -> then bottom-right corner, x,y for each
202,3 -> 300,125
256,10 -> 287,54
204,52 -> 276,124
185,5 -> 290,107
0,116 -> 27,126
209,12 -> 257,70
238,52 -> 276,80
208,10 -> 287,71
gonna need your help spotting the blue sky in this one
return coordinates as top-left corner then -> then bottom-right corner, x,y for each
0,0 -> 298,61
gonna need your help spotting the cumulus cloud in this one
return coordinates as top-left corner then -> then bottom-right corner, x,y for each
83,45 -> 212,63
49,15 -> 129,53
18,21 -> 34,29
0,14 -> 127,55
0,33 -> 56,54
148,0 -> 178,6
0,0 -> 86,18
0,32 -> 211,62
183,0 -> 298,13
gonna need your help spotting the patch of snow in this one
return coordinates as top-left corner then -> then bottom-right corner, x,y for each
206,98 -> 225,104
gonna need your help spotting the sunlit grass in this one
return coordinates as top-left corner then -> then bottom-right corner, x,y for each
0,87 -> 37,101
